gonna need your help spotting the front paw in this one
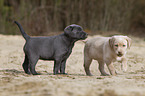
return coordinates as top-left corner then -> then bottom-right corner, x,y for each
123,68 -> 127,72
122,65 -> 127,72
53,71 -> 59,75
101,73 -> 110,76
32,72 -> 41,75
54,73 -> 68,75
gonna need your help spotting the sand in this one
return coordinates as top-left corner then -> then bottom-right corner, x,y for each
0,34 -> 144,96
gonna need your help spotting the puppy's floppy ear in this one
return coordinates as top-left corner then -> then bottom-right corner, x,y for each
64,25 -> 73,35
124,36 -> 132,49
109,37 -> 115,49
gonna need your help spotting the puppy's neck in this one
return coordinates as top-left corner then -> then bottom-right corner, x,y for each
61,33 -> 76,46
63,33 -> 77,42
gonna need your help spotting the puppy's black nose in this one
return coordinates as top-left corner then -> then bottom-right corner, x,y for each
83,31 -> 88,37
85,33 -> 88,37
118,52 -> 122,54
117,52 -> 123,57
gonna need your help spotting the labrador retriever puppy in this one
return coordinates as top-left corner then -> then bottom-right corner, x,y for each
14,21 -> 88,75
84,35 -> 131,76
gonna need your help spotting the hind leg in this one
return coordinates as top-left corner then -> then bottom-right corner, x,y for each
84,56 -> 93,76
28,55 -> 39,75
105,60 -> 117,76
22,55 -> 30,74
98,61 -> 109,76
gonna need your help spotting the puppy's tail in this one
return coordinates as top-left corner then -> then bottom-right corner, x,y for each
14,21 -> 30,40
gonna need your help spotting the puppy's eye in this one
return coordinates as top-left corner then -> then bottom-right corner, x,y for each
123,45 -> 126,47
115,45 -> 118,47
78,28 -> 82,31
70,27 -> 73,31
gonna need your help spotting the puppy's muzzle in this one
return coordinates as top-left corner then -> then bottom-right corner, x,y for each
80,32 -> 88,39
117,52 -> 123,57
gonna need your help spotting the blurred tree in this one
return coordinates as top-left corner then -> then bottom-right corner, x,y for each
0,0 -> 144,36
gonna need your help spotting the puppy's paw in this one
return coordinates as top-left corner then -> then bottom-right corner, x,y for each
87,73 -> 93,76
33,73 -> 41,75
101,74 -> 110,76
121,66 -> 127,73
121,64 -> 128,72
123,68 -> 127,72
25,71 -> 31,75
85,71 -> 93,76
53,71 -> 59,75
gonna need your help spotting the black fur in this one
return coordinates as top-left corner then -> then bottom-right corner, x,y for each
14,21 -> 88,75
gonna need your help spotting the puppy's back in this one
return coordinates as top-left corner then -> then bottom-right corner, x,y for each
84,37 -> 109,60
85,37 -> 109,48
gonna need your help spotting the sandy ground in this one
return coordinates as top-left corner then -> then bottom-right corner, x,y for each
0,34 -> 144,96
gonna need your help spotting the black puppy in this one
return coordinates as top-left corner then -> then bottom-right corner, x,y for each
14,21 -> 87,75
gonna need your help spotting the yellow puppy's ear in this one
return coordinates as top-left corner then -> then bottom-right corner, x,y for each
109,37 -> 115,49
124,36 -> 132,49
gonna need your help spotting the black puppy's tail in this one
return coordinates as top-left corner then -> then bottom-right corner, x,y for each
14,21 -> 30,40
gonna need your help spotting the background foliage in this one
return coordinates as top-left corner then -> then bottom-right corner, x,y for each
0,0 -> 145,36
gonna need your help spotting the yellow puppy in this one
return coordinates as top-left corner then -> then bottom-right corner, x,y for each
84,35 -> 131,76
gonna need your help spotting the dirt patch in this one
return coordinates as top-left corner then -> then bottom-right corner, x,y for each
0,34 -> 145,96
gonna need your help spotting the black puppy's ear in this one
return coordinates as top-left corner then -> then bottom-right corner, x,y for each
64,25 -> 73,35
